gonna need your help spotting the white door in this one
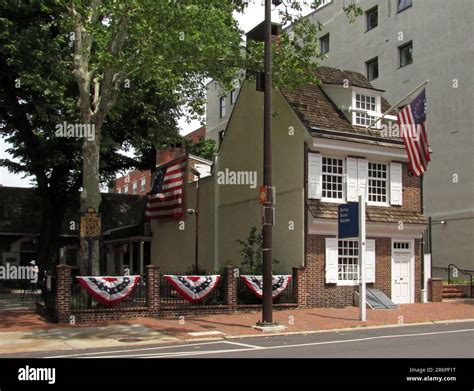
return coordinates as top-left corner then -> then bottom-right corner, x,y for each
392,252 -> 411,304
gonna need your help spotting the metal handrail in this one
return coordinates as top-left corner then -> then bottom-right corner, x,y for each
447,264 -> 473,298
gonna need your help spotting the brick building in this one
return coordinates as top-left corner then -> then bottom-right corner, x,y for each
114,126 -> 207,195
152,66 -> 428,308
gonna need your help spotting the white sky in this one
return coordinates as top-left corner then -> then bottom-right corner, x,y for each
1,1 -> 313,187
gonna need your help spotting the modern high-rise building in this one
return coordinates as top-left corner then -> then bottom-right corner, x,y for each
205,0 -> 474,276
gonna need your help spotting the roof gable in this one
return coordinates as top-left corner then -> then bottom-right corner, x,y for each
281,66 -> 399,145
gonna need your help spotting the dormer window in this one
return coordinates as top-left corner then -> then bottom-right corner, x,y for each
352,90 -> 381,127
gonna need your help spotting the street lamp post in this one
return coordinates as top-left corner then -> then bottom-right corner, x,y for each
260,0 -> 276,326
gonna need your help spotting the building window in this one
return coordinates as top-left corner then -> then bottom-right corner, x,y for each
140,177 -> 146,192
132,181 -> 138,194
322,157 -> 344,201
397,0 -> 412,13
353,92 -> 378,126
116,188 -> 121,194
230,89 -> 237,105
219,97 -> 226,118
399,41 -> 413,67
366,6 -> 378,31
393,241 -> 410,250
366,57 -> 379,81
124,185 -> 128,193
338,240 -> 359,282
368,162 -> 388,204
320,34 -> 329,55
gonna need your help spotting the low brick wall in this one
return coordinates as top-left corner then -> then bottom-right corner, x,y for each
55,264 -> 162,324
52,265 -> 302,324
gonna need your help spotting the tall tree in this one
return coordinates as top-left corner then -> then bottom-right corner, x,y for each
0,0 -> 183,272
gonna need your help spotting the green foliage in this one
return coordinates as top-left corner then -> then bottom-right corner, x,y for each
236,226 -> 279,274
185,137 -> 216,161
343,2 -> 364,23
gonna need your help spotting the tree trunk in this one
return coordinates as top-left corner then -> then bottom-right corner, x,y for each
36,192 -> 67,275
79,123 -> 102,276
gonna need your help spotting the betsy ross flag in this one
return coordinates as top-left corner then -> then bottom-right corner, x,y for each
397,89 -> 431,176
145,156 -> 187,219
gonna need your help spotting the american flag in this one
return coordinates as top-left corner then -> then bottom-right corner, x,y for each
145,156 -> 187,219
397,89 -> 431,176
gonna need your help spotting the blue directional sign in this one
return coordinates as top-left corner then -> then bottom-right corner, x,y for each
338,202 -> 359,239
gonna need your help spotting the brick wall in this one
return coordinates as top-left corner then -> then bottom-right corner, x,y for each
225,266 -> 237,310
55,264 -> 161,324
56,265 -> 72,324
428,278 -> 443,302
401,163 -> 422,212
53,264 -> 300,323
301,235 -> 422,308
115,169 -> 151,195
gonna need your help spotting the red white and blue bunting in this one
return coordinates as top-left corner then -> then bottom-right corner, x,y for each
164,275 -> 221,304
241,275 -> 292,299
76,276 -> 140,306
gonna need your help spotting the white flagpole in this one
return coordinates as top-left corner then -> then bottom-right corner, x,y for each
358,193 -> 366,322
366,79 -> 429,130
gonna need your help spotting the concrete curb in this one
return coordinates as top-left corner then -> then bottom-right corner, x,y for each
178,318 -> 474,343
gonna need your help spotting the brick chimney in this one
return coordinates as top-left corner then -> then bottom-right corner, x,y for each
156,143 -> 186,167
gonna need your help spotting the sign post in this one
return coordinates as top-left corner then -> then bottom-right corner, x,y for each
80,207 -> 102,275
358,194 -> 367,322
338,200 -> 366,321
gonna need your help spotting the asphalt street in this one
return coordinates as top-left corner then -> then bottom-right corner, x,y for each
3,320 -> 473,359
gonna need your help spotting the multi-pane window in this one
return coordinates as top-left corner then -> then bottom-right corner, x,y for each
353,93 -> 377,126
338,240 -> 359,282
397,0 -> 412,13
368,162 -> 388,204
366,57 -> 378,81
322,157 -> 344,200
116,188 -> 121,194
366,6 -> 378,31
140,177 -> 146,192
219,97 -> 226,118
132,181 -> 138,194
124,185 -> 128,193
230,89 -> 237,105
393,242 -> 410,250
399,41 -> 413,67
320,34 -> 329,55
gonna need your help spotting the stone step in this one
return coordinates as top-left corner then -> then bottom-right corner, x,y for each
442,286 -> 462,293
442,292 -> 464,298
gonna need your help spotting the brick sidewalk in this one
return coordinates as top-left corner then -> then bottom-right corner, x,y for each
123,301 -> 474,339
0,300 -> 473,337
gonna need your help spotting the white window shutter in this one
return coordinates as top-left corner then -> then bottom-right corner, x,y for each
357,159 -> 368,201
365,239 -> 376,283
390,162 -> 403,206
308,153 -> 322,199
325,238 -> 338,284
346,157 -> 358,202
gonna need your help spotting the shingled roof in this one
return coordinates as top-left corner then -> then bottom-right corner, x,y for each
281,66 -> 401,147
308,201 -> 427,225
314,66 -> 385,92
0,187 -> 147,235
